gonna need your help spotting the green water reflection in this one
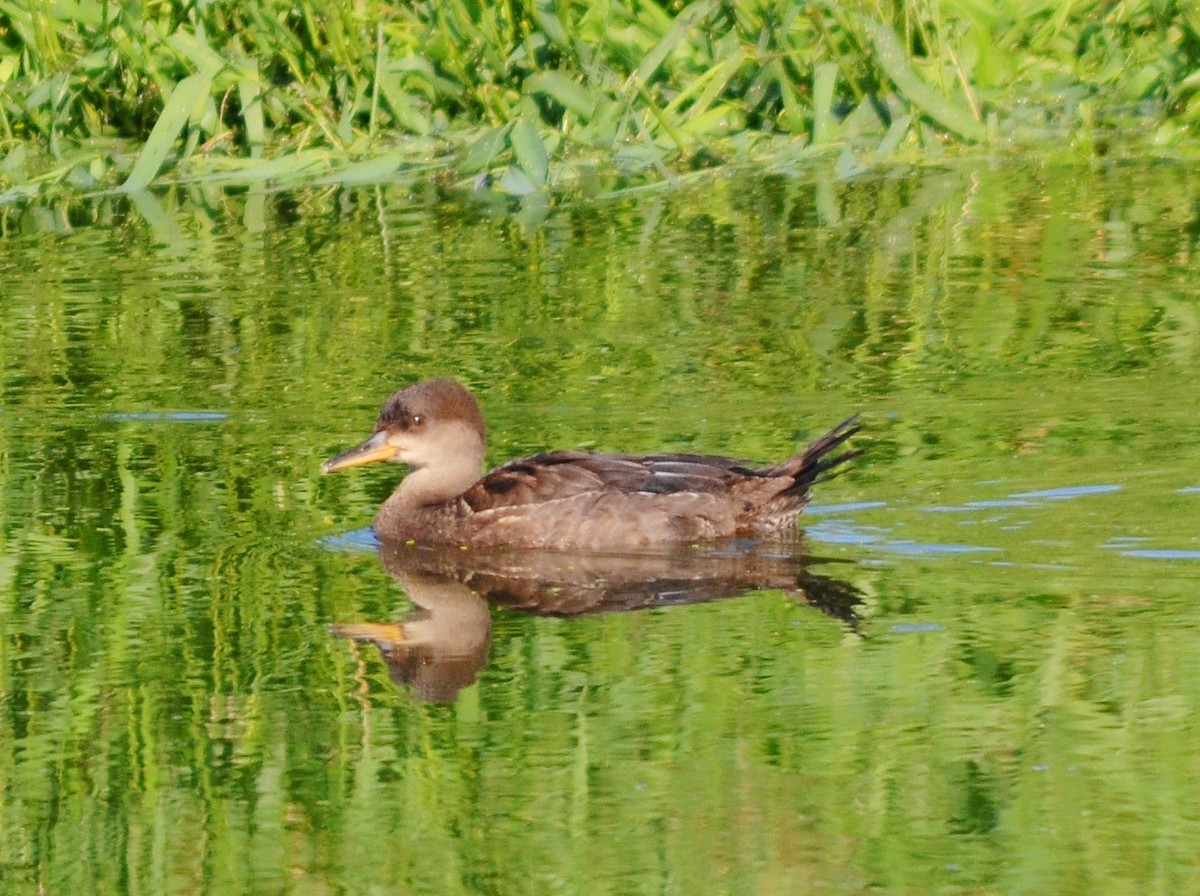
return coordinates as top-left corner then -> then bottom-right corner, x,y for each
2,162 -> 1200,894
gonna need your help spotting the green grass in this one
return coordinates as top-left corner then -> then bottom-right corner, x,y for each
1,0 -> 1198,201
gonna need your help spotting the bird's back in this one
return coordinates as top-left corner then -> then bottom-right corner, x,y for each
376,417 -> 859,550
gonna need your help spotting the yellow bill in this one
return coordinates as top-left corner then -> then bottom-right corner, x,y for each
321,431 -> 398,473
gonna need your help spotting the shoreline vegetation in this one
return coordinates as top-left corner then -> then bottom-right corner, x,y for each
0,1 -> 1197,205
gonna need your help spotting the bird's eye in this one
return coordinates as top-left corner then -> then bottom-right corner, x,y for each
411,414 -> 423,427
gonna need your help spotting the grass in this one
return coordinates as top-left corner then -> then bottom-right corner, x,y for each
0,0 -> 1198,202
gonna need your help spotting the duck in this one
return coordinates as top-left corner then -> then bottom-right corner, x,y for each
321,378 -> 860,551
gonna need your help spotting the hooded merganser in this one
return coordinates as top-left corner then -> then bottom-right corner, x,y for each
322,378 -> 859,550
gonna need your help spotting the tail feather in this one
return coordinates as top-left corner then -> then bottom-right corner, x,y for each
766,415 -> 862,498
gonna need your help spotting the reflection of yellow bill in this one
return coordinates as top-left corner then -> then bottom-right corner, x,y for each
330,622 -> 406,646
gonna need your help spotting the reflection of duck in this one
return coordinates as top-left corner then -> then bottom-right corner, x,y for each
322,378 -> 860,550
332,542 -> 864,702
332,557 -> 491,704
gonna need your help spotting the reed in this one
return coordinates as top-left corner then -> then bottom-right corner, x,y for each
0,1 -> 1196,199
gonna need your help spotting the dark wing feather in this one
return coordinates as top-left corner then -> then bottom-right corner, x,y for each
462,450 -> 761,511
633,454 -> 761,494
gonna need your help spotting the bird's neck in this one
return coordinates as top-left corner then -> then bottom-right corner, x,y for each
396,456 -> 482,507
390,425 -> 485,511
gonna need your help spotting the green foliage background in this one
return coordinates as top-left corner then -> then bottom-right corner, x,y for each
2,0 -> 1198,198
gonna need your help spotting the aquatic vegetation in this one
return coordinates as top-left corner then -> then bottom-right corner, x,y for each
0,0 -> 1197,199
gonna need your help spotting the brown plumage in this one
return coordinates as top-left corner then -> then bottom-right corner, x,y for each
322,378 -> 860,550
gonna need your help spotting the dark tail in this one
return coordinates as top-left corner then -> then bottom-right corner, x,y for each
766,415 -> 862,498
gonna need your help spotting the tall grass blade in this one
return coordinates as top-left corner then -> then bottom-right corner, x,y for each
461,125 -> 512,174
525,72 -> 597,120
315,153 -> 410,186
510,118 -> 549,186
167,30 -> 226,78
239,73 -> 265,157
194,152 -> 327,184
664,48 -> 745,120
813,62 -> 839,145
876,114 -> 913,157
864,20 -> 988,144
119,73 -> 213,192
627,0 -> 718,89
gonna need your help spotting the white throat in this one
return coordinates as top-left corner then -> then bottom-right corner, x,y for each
394,420 -> 485,507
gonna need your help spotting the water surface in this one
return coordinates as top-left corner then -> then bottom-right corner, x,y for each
2,162 -> 1200,895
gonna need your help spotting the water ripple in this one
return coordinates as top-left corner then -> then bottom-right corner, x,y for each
318,528 -> 382,552
1121,549 -> 1200,560
889,622 -> 944,634
109,411 -> 229,423
1007,484 -> 1122,500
